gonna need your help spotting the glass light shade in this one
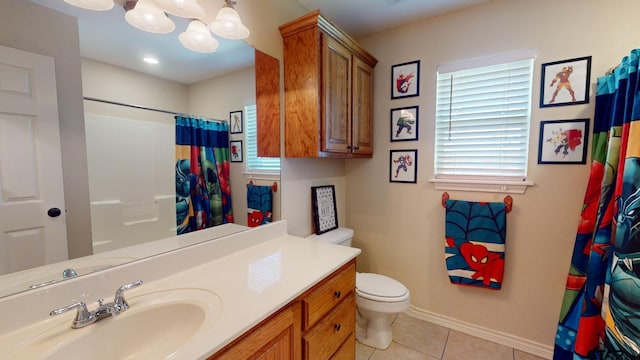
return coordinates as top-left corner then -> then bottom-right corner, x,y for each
155,0 -> 205,19
64,0 -> 114,10
208,6 -> 250,40
125,0 -> 175,34
179,20 -> 219,53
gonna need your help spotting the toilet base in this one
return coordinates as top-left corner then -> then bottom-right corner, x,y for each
355,308 -> 394,349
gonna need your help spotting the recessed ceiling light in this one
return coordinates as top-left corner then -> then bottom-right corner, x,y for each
143,57 -> 159,64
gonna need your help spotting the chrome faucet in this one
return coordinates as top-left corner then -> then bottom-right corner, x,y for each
49,280 -> 143,328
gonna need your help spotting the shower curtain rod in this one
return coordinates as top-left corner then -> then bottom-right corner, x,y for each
83,96 -> 227,124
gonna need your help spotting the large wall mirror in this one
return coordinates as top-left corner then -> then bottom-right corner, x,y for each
0,0 -> 280,298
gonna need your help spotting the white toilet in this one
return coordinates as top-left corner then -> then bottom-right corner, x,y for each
306,227 -> 410,349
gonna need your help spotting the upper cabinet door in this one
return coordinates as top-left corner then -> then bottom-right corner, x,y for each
280,10 -> 377,159
352,57 -> 374,156
322,35 -> 352,154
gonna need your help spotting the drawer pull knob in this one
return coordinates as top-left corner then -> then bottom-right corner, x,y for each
333,290 -> 341,298
334,323 -> 341,331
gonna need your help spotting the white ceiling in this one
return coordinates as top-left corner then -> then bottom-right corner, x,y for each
31,0 -> 489,84
297,0 -> 490,38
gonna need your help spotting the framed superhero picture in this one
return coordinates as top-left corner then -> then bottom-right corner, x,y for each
390,106 -> 419,142
540,56 -> 591,108
229,110 -> 243,134
538,119 -> 589,164
389,149 -> 418,183
391,60 -> 420,99
230,140 -> 243,162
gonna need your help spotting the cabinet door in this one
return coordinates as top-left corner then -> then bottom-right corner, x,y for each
352,57 -> 374,156
322,34 -> 352,154
210,302 -> 301,360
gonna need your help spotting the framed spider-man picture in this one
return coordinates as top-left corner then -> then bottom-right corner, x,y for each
230,140 -> 243,163
538,119 -> 589,164
391,60 -> 420,99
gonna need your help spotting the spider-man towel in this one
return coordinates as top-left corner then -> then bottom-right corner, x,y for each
444,199 -> 507,290
247,184 -> 273,228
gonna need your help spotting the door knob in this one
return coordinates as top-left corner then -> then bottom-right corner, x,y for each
47,208 -> 62,217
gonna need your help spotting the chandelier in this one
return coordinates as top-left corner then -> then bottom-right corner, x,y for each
63,0 -> 250,53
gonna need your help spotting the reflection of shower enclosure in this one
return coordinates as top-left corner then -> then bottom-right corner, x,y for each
84,113 -> 175,253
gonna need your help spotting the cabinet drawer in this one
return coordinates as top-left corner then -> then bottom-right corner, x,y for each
302,261 -> 355,330
330,334 -> 355,360
303,293 -> 355,360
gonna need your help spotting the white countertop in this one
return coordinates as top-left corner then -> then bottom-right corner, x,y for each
0,221 -> 361,359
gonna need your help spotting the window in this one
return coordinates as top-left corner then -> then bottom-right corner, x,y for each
432,51 -> 535,193
244,104 -> 280,174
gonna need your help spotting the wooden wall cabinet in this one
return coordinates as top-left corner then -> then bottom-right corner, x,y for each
255,49 -> 281,158
279,11 -> 378,158
209,260 -> 357,360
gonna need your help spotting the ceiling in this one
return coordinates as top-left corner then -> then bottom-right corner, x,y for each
31,0 -> 489,84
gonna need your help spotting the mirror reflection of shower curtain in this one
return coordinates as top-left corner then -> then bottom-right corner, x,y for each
175,116 -> 233,234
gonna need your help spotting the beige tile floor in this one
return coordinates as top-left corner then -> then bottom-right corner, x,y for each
356,313 -> 547,360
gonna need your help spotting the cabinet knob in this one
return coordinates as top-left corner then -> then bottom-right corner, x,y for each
333,290 -> 341,298
354,146 -> 360,151
333,323 -> 341,331
347,145 -> 352,150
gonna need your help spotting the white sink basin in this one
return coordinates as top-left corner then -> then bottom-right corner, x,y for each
2,288 -> 222,360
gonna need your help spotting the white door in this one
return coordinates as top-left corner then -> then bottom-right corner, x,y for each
0,45 -> 68,275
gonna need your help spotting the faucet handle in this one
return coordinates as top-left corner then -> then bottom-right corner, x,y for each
50,302 -> 95,328
112,280 -> 143,314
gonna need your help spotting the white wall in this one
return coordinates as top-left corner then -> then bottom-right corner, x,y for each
340,0 -> 640,353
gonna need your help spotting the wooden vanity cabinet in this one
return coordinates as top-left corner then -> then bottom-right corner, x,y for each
209,302 -> 302,360
209,259 -> 357,360
279,10 -> 377,158
300,260 -> 356,359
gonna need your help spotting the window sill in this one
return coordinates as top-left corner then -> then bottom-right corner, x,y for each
429,178 -> 534,194
243,170 -> 280,181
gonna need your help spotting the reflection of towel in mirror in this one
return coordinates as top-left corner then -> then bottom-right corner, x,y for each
444,199 -> 507,290
247,184 -> 273,227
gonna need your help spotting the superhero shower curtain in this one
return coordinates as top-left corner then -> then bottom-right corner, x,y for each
553,49 -> 640,359
175,116 -> 233,234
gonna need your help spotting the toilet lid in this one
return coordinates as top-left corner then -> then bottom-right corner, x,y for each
356,273 -> 408,299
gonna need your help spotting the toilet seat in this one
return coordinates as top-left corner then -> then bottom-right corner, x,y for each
356,273 -> 409,302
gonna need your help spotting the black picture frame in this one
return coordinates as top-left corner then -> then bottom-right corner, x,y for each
391,60 -> 420,99
311,185 -> 338,235
538,119 -> 589,164
230,140 -> 243,162
540,56 -> 591,108
389,149 -> 418,183
390,106 -> 419,142
229,110 -> 243,134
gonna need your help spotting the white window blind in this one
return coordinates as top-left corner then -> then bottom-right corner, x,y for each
245,104 -> 281,172
434,55 -> 534,183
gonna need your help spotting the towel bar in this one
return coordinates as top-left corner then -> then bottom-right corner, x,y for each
441,192 -> 512,213
248,180 -> 278,193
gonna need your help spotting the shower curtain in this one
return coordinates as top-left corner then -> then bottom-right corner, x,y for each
175,116 -> 233,234
554,49 -> 640,360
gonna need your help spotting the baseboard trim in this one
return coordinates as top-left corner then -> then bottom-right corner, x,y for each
406,306 -> 553,360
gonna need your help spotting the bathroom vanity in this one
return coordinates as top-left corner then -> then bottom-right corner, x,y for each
0,221 -> 360,359
212,260 -> 356,359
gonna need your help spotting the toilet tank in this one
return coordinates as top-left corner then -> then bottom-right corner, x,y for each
305,227 -> 353,247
